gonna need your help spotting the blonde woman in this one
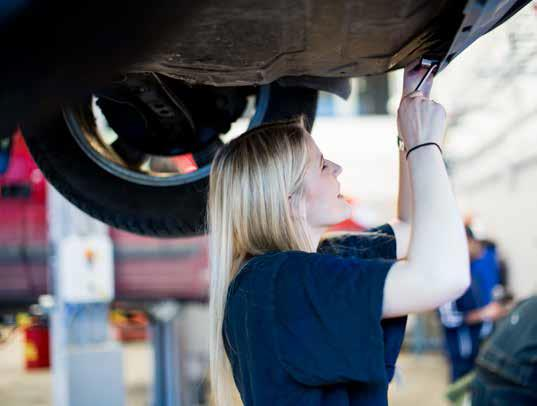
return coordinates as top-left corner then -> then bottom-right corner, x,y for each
207,65 -> 470,406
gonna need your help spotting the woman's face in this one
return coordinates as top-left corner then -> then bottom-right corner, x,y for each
300,135 -> 352,230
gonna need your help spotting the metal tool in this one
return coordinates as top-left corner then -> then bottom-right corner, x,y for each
414,58 -> 439,92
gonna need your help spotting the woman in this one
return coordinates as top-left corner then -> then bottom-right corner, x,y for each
207,65 -> 470,405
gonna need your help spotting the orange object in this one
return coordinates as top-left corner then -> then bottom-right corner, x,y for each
24,324 -> 50,370
111,310 -> 149,342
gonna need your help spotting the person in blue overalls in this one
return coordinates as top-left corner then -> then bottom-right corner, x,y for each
206,63 -> 471,406
439,226 -> 506,382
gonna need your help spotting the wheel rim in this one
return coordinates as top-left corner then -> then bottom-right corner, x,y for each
63,96 -> 222,187
62,82 -> 317,188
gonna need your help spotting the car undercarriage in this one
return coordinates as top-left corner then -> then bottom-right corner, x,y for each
0,0 -> 532,236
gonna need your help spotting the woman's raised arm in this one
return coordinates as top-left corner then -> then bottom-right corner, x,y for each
382,92 -> 470,319
391,63 -> 435,260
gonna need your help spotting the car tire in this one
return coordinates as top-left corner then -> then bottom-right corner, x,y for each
22,83 -> 318,237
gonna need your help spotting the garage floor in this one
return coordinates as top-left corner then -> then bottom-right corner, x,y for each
0,328 -> 152,406
0,328 -> 450,406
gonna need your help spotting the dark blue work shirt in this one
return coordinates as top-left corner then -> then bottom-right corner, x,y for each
223,224 -> 407,405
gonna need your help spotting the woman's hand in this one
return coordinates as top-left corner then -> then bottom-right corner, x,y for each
397,92 -> 446,151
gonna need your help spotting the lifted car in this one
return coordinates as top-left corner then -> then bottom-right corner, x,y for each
0,0 -> 531,237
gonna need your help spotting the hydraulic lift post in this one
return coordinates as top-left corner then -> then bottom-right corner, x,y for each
149,300 -> 188,406
47,184 -> 125,406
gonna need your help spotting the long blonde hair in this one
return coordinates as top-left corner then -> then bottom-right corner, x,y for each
207,116 -> 314,405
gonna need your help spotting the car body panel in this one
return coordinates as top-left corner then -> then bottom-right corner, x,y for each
135,0 -> 458,86
134,0 -> 531,87
438,0 -> 532,71
0,0 -> 531,137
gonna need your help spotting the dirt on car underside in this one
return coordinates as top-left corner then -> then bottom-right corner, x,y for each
135,0 -> 464,86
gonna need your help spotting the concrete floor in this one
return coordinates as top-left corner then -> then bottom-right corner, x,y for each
0,328 -> 153,406
0,328 -> 450,406
389,351 -> 451,406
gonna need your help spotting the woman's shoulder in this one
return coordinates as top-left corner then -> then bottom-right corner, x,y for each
251,250 -> 343,273
318,224 -> 396,259
229,250 -> 334,295
241,249 -> 329,271
238,250 -> 326,277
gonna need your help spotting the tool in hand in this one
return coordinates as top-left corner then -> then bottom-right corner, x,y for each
414,58 -> 439,93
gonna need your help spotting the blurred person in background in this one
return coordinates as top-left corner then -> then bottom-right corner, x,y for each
439,226 -> 508,382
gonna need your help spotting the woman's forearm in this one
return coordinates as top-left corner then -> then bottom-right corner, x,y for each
407,147 -> 469,291
383,146 -> 470,318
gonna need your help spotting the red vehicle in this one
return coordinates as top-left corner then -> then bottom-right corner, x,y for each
0,130 -> 209,309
